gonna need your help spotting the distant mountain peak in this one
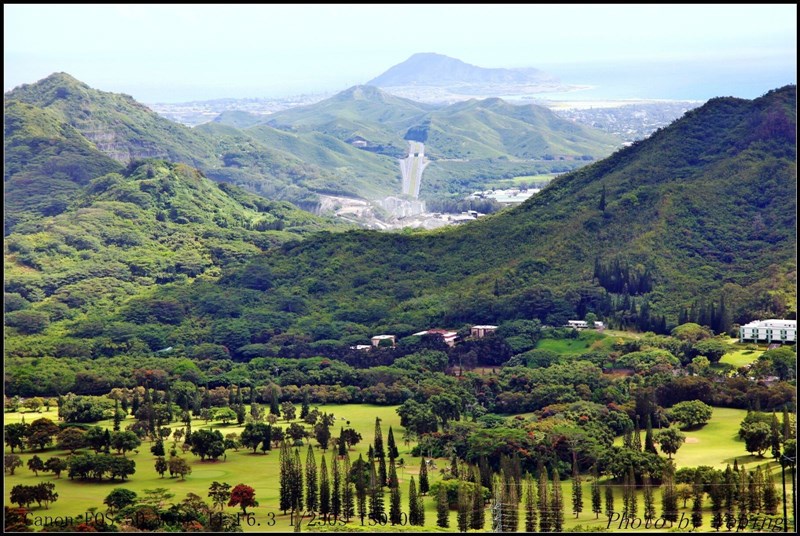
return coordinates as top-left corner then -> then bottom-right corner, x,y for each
366,52 -> 556,88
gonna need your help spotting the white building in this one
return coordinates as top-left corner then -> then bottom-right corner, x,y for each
413,329 -> 459,347
567,320 -> 605,330
470,325 -> 498,338
371,335 -> 396,348
739,319 -> 796,344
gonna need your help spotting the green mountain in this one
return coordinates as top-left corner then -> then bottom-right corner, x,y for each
3,158 -> 345,358
207,85 -> 798,340
258,85 -> 621,197
3,73 -> 369,212
8,86 -> 792,361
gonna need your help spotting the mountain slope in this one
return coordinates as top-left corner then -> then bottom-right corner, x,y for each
5,87 -> 794,360
211,85 -> 797,339
260,85 -> 621,195
367,52 -> 556,87
3,74 -> 378,208
3,159 -> 345,357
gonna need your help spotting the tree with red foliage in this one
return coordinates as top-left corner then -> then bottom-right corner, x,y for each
228,484 -> 258,513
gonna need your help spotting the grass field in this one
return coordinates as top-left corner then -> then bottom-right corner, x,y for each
720,341 -> 765,368
5,404 -> 794,532
536,330 -> 610,356
4,404 -> 496,532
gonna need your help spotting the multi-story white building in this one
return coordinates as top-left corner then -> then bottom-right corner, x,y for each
739,319 -> 796,343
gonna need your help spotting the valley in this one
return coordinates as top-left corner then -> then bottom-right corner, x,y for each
3,24 -> 796,533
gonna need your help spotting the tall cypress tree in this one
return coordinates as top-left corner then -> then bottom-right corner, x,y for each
502,469 -> 519,533
279,441 -> 291,514
270,386 -> 280,416
355,454 -> 367,522
572,454 -> 583,518
368,458 -> 385,521
643,474 -> 656,521
305,445 -> 318,512
591,465 -> 602,519
331,453 -> 341,518
552,468 -> 564,532
471,466 -> 485,530
627,466 -> 637,519
539,465 -> 551,532
390,481 -> 402,525
691,473 -> 704,531
342,453 -> 355,521
408,477 -> 421,526
292,449 -> 304,514
388,457 -> 398,489
605,486 -> 615,521
762,466 -> 779,515
457,482 -> 469,532
644,415 -> 657,454
338,427 -> 347,457
419,457 -> 429,495
661,469 -> 678,522
319,454 -> 331,516
113,399 -> 122,431
436,481 -> 449,528
374,417 -> 386,487
387,426 -> 398,460
525,474 -> 538,532
770,412 -> 783,460
632,418 -> 643,452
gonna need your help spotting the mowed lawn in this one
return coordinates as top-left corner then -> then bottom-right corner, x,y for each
6,404 -> 792,532
720,344 -> 764,368
535,330 -> 610,356
5,403 -> 457,532
611,407 -> 777,470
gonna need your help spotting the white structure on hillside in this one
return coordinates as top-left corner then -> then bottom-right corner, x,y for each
413,329 -> 459,347
471,325 -> 498,338
567,320 -> 605,330
371,335 -> 397,348
739,319 -> 796,344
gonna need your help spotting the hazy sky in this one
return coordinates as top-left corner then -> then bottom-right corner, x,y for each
4,4 -> 797,102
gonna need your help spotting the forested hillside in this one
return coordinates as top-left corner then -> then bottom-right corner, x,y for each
6,87 -> 793,365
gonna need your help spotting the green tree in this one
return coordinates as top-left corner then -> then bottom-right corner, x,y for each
655,426 -> 686,459
436,479 -> 449,528
208,481 -> 232,510
552,467 -> 564,531
154,456 -> 168,478
739,421 -> 771,456
669,400 -> 713,428
26,418 -> 59,451
27,455 -> 44,476
110,430 -> 141,456
305,445 -> 318,512
591,465 -> 602,519
604,486 -> 614,521
320,453 -> 331,516
104,488 -> 137,512
457,481 -> 469,532
419,457 -> 429,495
167,456 -> 191,480
368,457 -> 384,521
572,455 -> 583,518
408,476 -> 421,526
4,423 -> 29,453
44,457 -> 67,478
525,474 -> 538,531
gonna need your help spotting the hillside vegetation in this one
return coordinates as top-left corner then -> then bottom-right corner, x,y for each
6,86 -> 793,362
